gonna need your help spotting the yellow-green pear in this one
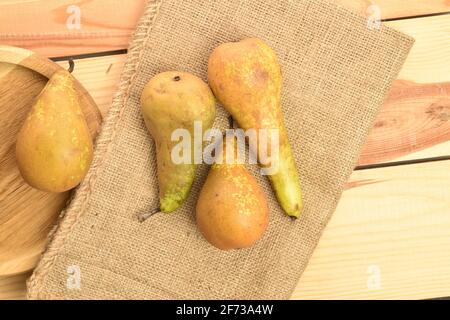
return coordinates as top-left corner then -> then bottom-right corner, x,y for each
15,70 -> 93,193
196,137 -> 269,250
140,71 -> 216,213
208,38 -> 303,218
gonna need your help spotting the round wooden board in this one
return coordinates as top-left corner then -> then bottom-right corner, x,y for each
0,46 -> 102,276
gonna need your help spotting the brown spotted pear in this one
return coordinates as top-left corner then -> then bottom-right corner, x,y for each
140,71 -> 216,213
208,38 -> 303,218
15,70 -> 93,192
196,137 -> 269,250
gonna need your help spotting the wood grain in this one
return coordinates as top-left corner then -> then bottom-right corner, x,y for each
0,272 -> 30,300
0,0 -> 448,57
0,0 -> 146,57
358,15 -> 450,164
0,46 -> 101,276
386,15 -> 450,84
358,80 -> 450,165
293,160 -> 450,300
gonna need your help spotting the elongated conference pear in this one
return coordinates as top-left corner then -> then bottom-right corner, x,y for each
208,38 -> 302,218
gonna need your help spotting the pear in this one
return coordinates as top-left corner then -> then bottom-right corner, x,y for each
15,70 -> 93,193
141,71 -> 216,213
196,137 -> 269,250
208,38 -> 302,218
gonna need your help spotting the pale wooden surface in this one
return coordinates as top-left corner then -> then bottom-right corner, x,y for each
359,15 -> 450,165
334,0 -> 450,19
0,46 -> 102,276
0,0 -> 146,56
389,15 -> 450,84
359,80 -> 450,165
0,1 -> 448,56
294,160 -> 450,300
0,1 -> 449,300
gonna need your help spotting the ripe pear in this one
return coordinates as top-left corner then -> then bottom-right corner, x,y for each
196,137 -> 269,250
141,71 -> 216,213
207,38 -> 302,218
15,70 -> 93,193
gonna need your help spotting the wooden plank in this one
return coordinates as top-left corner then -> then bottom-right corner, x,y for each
0,1 -> 448,57
293,160 -> 450,299
358,80 -> 450,166
386,15 -> 450,84
358,15 -> 450,165
0,0 -> 145,57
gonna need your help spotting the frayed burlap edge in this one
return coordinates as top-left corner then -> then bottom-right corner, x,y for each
26,0 -> 163,300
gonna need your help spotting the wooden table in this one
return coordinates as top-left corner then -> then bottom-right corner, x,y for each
1,0 -> 449,300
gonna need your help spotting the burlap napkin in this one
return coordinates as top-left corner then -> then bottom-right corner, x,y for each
27,0 -> 413,299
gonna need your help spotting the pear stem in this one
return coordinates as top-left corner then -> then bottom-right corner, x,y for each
67,59 -> 74,73
137,208 -> 160,223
